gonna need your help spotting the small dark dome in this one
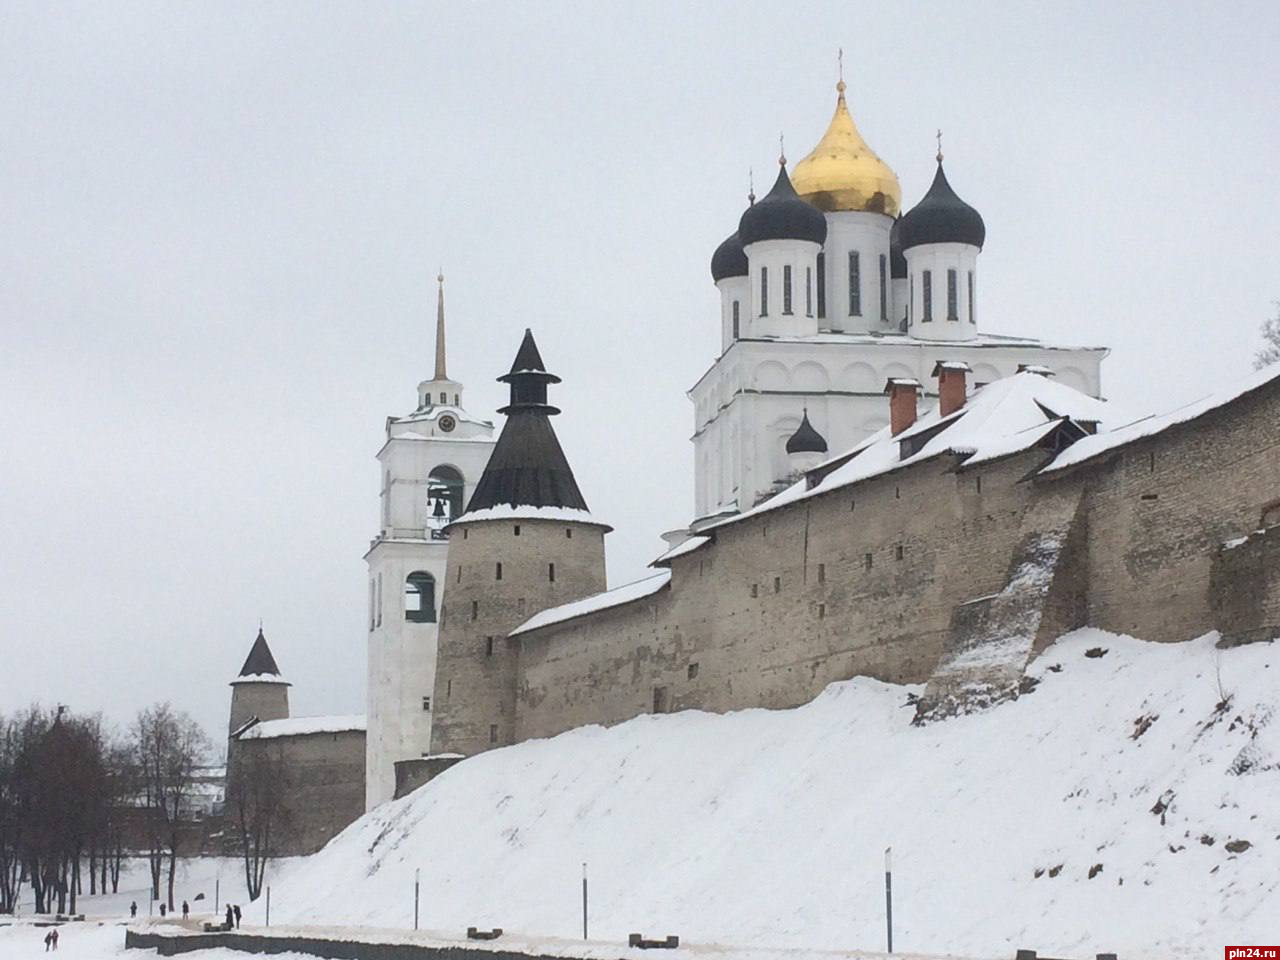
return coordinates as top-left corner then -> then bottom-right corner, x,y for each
785,411 -> 828,455
889,214 -> 907,279
899,161 -> 985,251
738,164 -> 827,247
710,231 -> 748,282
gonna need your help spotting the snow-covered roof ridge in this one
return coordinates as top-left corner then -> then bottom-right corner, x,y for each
231,672 -> 291,687
510,571 -> 672,637
705,371 -> 1126,534
1043,362 -> 1280,475
450,503 -> 611,528
237,714 -> 366,741
652,535 -> 712,567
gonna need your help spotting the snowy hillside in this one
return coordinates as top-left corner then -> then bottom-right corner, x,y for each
251,631 -> 1280,959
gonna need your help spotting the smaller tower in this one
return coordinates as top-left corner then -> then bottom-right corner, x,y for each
899,140 -> 986,341
428,330 -> 610,759
785,410 -> 829,476
228,627 -> 290,737
738,155 -> 827,338
711,223 -> 749,351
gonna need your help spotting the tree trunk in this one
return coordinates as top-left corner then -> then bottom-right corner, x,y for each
69,854 -> 78,915
89,846 -> 97,895
166,839 -> 177,911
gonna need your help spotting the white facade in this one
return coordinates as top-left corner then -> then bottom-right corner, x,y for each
364,298 -> 495,810
690,332 -> 1107,518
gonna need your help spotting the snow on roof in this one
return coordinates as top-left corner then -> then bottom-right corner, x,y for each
230,673 -> 291,686
510,572 -> 671,637
1042,363 -> 1280,474
706,372 -> 1126,534
933,360 -> 972,373
651,535 -> 711,567
238,714 -> 366,741
451,504 -> 611,528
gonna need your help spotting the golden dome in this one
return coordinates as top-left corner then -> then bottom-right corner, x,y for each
790,82 -> 901,216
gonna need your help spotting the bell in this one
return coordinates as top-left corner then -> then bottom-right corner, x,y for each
431,497 -> 447,519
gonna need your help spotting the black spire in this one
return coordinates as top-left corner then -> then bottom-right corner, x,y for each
238,628 -> 282,677
786,411 -> 828,455
464,330 -> 590,514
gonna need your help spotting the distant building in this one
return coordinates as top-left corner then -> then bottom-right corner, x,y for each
226,630 -> 365,855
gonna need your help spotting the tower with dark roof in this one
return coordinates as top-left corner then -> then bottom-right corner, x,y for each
428,330 -> 610,759
228,627 -> 291,737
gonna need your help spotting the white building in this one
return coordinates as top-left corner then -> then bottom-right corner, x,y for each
364,277 -> 495,809
690,81 -> 1108,519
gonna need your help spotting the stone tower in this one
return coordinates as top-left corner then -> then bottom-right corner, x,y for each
228,628 -> 290,737
364,275 -> 496,808
428,329 -> 609,758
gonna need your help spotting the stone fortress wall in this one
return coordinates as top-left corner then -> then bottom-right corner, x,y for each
435,374 -> 1280,755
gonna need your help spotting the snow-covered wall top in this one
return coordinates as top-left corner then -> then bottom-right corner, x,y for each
239,714 -> 366,740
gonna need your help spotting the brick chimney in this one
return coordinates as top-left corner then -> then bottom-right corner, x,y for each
884,378 -> 922,436
931,361 -> 971,418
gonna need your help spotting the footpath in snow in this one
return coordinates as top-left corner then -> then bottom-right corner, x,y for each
251,630 -> 1279,960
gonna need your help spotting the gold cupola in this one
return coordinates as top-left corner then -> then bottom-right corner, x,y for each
790,80 -> 901,216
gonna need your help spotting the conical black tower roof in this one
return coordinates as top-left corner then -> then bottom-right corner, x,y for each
238,628 -> 282,678
464,330 -> 593,515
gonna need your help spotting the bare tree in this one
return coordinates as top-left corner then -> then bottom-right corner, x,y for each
1255,302 -> 1280,370
134,704 -> 211,911
227,743 -> 290,901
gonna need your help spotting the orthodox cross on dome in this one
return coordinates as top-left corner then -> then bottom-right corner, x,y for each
936,129 -> 944,164
778,132 -> 786,167
434,270 -> 448,381
837,47 -> 845,93
748,168 -> 755,205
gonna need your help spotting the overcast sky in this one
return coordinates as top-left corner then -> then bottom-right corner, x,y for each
2,1 -> 1278,744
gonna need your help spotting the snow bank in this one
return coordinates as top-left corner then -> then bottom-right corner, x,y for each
251,632 -> 1280,959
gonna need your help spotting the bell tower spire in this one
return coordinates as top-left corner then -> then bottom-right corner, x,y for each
434,271 -> 447,381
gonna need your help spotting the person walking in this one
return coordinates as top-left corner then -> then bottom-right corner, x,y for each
232,904 -> 241,928
224,904 -> 234,929
44,930 -> 53,952
49,929 -> 59,951
159,903 -> 166,918
130,901 -> 137,919
182,901 -> 189,919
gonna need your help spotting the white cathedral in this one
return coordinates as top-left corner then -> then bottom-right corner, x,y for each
363,80 -> 1108,807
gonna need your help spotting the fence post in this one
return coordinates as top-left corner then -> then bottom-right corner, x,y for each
581,862 -> 589,941
414,868 -> 420,931
884,847 -> 893,954
265,886 -> 271,928
214,877 -> 219,917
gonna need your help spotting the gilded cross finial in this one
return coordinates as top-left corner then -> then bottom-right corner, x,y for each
779,133 -> 786,167
837,48 -> 846,95
748,168 -> 755,205
936,129 -> 944,164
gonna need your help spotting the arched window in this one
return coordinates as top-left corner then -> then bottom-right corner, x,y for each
427,465 -> 465,540
404,572 -> 437,623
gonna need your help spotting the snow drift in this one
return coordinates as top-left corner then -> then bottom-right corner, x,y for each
250,630 -> 1280,959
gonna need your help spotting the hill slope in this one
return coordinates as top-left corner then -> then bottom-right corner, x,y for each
251,630 -> 1280,958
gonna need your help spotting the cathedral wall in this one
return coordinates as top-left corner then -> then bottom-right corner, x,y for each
1054,377 -> 1280,643
516,449 -> 1050,741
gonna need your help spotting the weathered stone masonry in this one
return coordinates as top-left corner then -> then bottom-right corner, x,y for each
507,376 -> 1280,745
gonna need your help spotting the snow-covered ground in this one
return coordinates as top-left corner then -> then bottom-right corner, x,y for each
0,920 -> 313,960
249,630 -> 1280,959
10,856 -> 257,922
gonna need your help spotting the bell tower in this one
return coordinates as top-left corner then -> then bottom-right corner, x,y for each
363,275 -> 496,810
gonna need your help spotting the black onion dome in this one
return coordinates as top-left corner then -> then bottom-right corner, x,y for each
785,411 -> 828,455
889,214 -> 907,278
899,161 -> 985,251
738,164 -> 827,247
710,231 -> 748,282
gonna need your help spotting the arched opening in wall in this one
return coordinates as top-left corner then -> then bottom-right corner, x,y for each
404,572 -> 437,623
427,465 -> 465,540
